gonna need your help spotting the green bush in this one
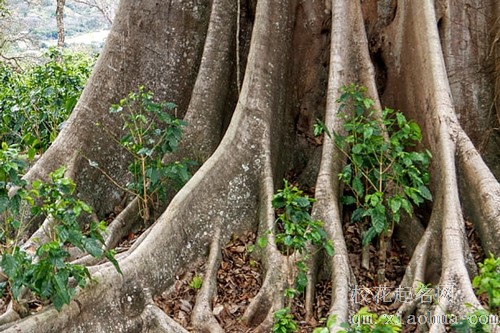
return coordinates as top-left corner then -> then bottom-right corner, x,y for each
473,253 -> 500,312
0,143 -> 119,311
315,84 -> 432,282
273,307 -> 299,333
0,47 -> 95,155
260,180 -> 333,332
92,86 -> 195,222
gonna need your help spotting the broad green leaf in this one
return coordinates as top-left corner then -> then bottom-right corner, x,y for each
400,198 -> 413,215
1,253 -> 18,277
327,314 -> 337,328
52,290 -> 69,311
324,241 -> 334,256
409,121 -> 422,140
340,195 -> 356,205
371,204 -> 386,233
418,185 -> 432,201
83,238 -> 103,257
312,328 -> 329,333
352,144 -> 363,154
389,197 -> 402,213
363,126 -> 374,139
352,176 -> 364,197
396,112 -> 406,127
363,98 -> 374,109
351,207 -> 365,222
362,226 -> 378,246
271,195 -> 285,209
11,282 -> 24,300
52,166 -> 66,179
294,196 -> 311,208
105,250 -> 122,275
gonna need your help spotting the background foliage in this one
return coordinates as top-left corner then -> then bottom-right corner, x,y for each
0,47 -> 96,155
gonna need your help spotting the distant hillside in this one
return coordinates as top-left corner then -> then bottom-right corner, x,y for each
6,0 -> 116,54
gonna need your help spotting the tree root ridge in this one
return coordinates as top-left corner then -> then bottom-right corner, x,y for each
142,304 -> 190,333
174,0 -> 239,163
376,0 -> 499,330
456,128 -> 500,256
241,155 -> 285,330
191,229 -> 225,333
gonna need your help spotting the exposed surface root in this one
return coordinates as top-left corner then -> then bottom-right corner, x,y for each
456,128 -> 500,256
312,0 -> 376,326
241,167 -> 285,329
304,248 -> 319,321
379,0 -> 496,329
0,301 -> 20,326
396,218 -> 439,317
191,230 -> 225,333
142,304 -> 190,333
178,0 -> 238,162
104,197 -> 141,250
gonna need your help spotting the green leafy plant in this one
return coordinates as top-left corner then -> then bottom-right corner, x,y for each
0,142 -> 30,253
312,314 -> 337,333
0,48 -> 95,155
313,308 -> 401,333
0,146 -> 119,311
272,180 -> 334,296
450,254 -> 500,333
472,253 -> 500,312
451,308 -> 493,333
262,180 -> 333,331
94,86 -> 195,222
339,307 -> 402,333
273,307 -> 299,333
189,275 -> 203,290
316,84 -> 432,283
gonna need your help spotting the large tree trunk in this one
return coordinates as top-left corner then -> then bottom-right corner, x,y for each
1,0 -> 499,332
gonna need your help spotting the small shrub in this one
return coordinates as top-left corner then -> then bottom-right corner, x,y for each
264,180 -> 333,332
273,307 -> 299,333
473,253 -> 500,312
0,144 -> 119,311
271,180 -> 333,295
0,48 -> 95,155
315,84 -> 432,282
189,275 -> 203,290
450,254 -> 500,333
93,86 -> 195,222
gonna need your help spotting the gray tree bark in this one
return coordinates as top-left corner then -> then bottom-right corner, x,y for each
1,0 -> 498,332
56,0 -> 65,48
